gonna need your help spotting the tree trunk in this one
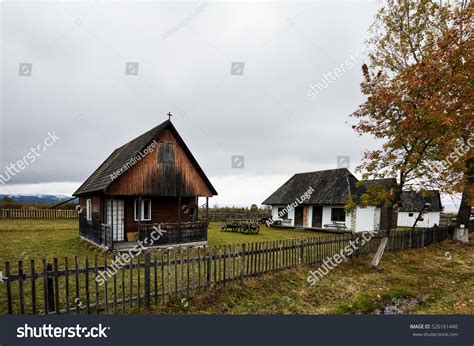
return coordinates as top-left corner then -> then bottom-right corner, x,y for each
457,191 -> 471,228
371,199 -> 397,268
456,158 -> 473,229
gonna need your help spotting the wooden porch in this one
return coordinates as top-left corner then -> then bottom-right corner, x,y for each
100,220 -> 208,250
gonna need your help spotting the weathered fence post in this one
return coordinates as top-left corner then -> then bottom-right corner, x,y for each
31,259 -> 37,314
144,252 -> 151,309
5,261 -> 12,314
241,244 -> 246,281
206,250 -> 211,286
421,228 -> 426,247
47,263 -> 55,313
53,258 -> 60,314
299,239 -> 304,265
223,246 -> 227,287
355,234 -> 361,258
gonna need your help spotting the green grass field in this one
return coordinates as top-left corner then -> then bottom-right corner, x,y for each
0,219 -> 471,315
0,219 -> 327,268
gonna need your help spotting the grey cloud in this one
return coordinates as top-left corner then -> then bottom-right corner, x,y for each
1,1 -> 380,187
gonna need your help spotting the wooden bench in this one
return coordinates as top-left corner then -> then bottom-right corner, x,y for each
323,222 -> 348,231
221,219 -> 260,234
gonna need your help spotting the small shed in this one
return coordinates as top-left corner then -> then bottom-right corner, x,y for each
73,119 -> 217,249
397,191 -> 442,227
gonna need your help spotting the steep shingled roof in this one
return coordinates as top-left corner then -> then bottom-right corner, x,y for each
354,178 -> 398,203
262,168 -> 358,205
263,168 -> 443,213
361,178 -> 398,189
73,120 -> 217,196
262,169 -> 400,206
400,191 -> 442,212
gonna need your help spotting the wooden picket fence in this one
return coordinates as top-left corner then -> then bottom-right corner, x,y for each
1,226 -> 449,315
0,209 -> 78,219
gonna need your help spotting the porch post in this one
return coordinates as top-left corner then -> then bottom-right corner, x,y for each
195,197 -> 198,221
110,195 -> 114,250
205,197 -> 209,241
177,196 -> 182,243
101,195 -> 106,246
138,196 -> 142,241
99,195 -> 103,245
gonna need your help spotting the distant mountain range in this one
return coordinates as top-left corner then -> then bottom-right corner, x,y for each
0,194 -> 77,204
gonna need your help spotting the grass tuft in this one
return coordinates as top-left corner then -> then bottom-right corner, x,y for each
382,286 -> 415,300
333,293 -> 379,314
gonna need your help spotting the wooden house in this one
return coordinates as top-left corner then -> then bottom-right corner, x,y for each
73,120 -> 217,250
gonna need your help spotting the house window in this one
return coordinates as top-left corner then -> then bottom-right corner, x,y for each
86,199 -> 92,221
277,207 -> 288,219
158,142 -> 174,164
408,212 -> 414,217
134,199 -> 152,221
331,208 -> 346,222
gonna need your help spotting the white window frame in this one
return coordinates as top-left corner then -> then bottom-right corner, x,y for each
86,199 -> 92,221
134,199 -> 152,221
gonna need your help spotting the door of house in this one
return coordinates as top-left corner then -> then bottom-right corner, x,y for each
107,199 -> 124,241
294,206 -> 304,227
312,206 -> 323,228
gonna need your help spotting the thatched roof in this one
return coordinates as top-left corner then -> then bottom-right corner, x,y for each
263,168 -> 442,212
262,168 -> 359,205
353,178 -> 398,204
360,178 -> 398,190
73,120 -> 217,196
400,191 -> 442,212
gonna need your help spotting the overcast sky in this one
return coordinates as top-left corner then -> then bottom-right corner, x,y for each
0,0 -> 459,211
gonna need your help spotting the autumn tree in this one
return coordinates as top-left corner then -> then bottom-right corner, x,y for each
351,0 -> 472,266
409,2 -> 473,228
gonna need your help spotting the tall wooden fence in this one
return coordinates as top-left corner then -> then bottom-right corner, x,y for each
0,209 -> 78,219
1,227 -> 449,315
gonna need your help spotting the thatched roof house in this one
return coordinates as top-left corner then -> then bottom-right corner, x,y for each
262,168 -> 395,232
263,168 -> 442,231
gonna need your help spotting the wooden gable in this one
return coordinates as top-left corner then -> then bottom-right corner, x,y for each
106,127 -> 214,197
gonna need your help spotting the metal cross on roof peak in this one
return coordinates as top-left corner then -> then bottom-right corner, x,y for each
167,112 -> 173,121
